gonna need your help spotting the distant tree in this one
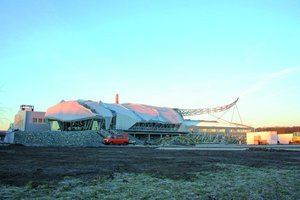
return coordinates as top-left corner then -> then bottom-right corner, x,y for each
255,126 -> 300,133
0,86 -> 11,130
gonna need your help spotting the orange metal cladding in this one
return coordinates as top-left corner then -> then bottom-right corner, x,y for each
116,104 -> 130,111
45,101 -> 94,119
116,94 -> 119,104
125,104 -> 158,116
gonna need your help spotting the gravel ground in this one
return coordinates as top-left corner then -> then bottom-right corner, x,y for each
1,146 -> 300,199
1,145 -> 300,186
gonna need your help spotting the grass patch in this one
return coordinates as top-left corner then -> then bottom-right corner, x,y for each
0,165 -> 299,200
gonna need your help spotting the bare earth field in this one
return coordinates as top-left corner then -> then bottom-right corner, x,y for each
0,145 -> 300,199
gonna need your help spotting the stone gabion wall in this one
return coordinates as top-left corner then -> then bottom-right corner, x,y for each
159,134 -> 246,145
13,130 -> 105,147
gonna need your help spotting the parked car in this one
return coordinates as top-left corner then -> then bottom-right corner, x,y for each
102,134 -> 129,145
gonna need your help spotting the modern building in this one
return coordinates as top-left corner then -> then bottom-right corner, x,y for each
184,120 -> 253,136
13,105 -> 48,131
44,99 -> 253,138
44,100 -> 185,132
247,131 -> 278,145
278,133 -> 293,144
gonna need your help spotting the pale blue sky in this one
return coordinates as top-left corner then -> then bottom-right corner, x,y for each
0,0 -> 299,129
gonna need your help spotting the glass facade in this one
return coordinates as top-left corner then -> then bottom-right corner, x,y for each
190,126 -> 253,137
47,119 -> 105,131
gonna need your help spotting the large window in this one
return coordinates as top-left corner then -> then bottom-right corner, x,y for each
197,128 -> 225,133
50,121 -> 60,131
48,119 -> 105,131
230,129 -> 252,133
32,118 -> 45,124
129,122 -> 180,131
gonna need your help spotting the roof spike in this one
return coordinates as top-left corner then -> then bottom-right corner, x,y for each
116,94 -> 119,104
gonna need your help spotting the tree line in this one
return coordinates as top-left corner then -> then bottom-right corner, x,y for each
255,126 -> 300,134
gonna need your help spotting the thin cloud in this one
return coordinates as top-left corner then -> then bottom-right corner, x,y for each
240,66 -> 299,98
269,67 -> 298,78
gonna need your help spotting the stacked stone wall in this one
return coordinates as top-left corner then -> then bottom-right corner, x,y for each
13,130 -> 105,147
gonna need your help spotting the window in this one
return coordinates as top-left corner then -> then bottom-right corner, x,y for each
33,118 -> 38,123
38,118 -> 43,123
50,121 -> 60,131
230,129 -> 251,133
117,135 -> 123,139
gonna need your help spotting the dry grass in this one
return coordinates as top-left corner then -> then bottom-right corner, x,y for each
1,164 -> 299,200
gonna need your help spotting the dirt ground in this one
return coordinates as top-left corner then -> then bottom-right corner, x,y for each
1,145 -> 300,186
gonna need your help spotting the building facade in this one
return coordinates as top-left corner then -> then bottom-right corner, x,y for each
184,120 -> 253,140
14,105 -> 48,131
44,100 -> 184,132
44,99 -> 253,137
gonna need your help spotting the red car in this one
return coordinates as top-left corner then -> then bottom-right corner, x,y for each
102,134 -> 129,145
